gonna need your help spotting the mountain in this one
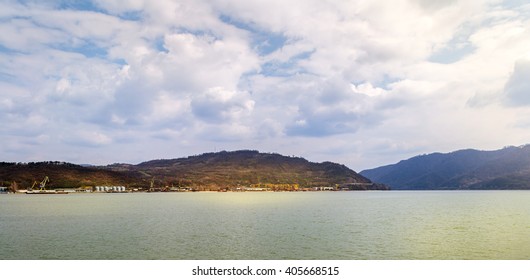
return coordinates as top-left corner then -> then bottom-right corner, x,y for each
1,151 -> 388,191
360,145 -> 530,190
106,150 -> 388,191
0,161 -> 142,190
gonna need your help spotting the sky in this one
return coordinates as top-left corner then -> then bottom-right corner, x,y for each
1,0 -> 530,171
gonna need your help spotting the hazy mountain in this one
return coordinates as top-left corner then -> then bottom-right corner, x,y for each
1,150 -> 388,191
360,145 -> 530,190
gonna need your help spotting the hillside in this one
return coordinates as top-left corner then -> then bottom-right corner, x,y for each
1,151 -> 388,191
0,161 -> 141,190
106,150 -> 388,191
360,145 -> 530,190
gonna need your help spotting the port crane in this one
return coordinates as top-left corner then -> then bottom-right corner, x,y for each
37,176 -> 49,191
30,181 -> 38,190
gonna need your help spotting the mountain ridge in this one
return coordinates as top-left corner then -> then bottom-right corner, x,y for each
1,150 -> 388,191
360,145 -> 530,190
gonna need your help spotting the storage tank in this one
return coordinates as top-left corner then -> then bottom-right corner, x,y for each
95,186 -> 100,192
120,186 -> 126,192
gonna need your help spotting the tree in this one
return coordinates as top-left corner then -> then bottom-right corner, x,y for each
9,181 -> 18,193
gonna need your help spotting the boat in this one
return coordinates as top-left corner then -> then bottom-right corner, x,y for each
26,190 -> 68,194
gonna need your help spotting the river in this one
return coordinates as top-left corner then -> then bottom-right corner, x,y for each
1,191 -> 529,259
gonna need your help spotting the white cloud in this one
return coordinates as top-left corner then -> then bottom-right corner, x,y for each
191,87 -> 255,129
63,130 -> 113,147
2,0 -> 530,170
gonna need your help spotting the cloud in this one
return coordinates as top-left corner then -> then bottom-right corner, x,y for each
62,130 -> 113,147
191,87 -> 254,123
286,109 -> 361,137
273,76 -> 387,137
504,59 -> 530,106
2,0 -> 530,170
413,0 -> 458,12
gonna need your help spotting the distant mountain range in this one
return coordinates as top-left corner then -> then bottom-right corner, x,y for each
360,145 -> 530,190
1,150 -> 388,191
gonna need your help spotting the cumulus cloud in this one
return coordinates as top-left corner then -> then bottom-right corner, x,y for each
2,0 -> 530,169
191,87 -> 254,123
281,77 -> 385,137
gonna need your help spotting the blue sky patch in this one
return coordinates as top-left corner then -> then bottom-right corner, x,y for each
260,50 -> 314,77
219,14 -> 288,56
55,40 -> 108,59
56,0 -> 104,13
428,19 -> 481,64
429,43 -> 476,64
154,36 -> 168,53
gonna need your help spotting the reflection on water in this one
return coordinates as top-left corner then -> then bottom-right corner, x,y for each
1,191 -> 529,259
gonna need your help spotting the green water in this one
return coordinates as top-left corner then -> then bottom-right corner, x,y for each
0,191 -> 529,259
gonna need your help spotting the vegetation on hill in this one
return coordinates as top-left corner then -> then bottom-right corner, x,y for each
360,145 -> 530,190
0,161 -> 140,190
108,150 -> 388,191
1,151 -> 388,191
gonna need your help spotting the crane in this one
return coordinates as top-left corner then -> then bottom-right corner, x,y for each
38,176 -> 49,191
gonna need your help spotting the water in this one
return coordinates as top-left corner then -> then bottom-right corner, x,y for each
1,191 -> 529,259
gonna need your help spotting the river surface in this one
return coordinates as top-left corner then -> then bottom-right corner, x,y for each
1,191 -> 529,259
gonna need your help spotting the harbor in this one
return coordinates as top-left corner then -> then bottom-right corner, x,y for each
4,181 -> 379,195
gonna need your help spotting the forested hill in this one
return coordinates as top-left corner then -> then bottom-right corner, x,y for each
107,150 -> 388,191
0,161 -> 140,189
1,150 -> 388,191
360,145 -> 530,190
